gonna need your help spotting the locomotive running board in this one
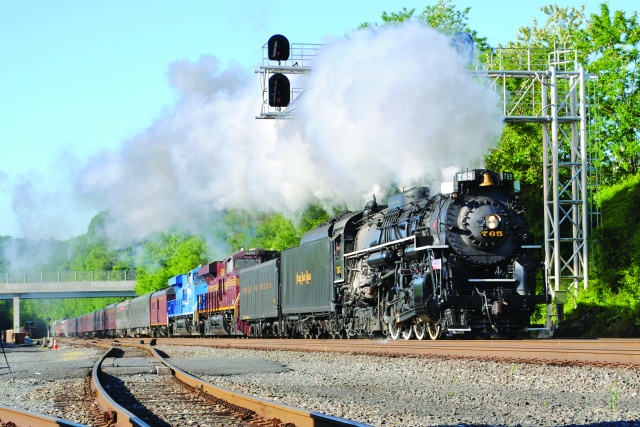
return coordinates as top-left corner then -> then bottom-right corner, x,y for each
468,279 -> 516,282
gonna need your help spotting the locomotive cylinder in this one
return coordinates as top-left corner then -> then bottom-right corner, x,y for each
367,249 -> 394,267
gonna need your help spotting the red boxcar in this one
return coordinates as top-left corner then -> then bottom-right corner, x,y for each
66,317 -> 78,337
104,303 -> 117,337
150,287 -> 175,337
78,312 -> 95,337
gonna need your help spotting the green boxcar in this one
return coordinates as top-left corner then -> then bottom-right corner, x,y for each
239,259 -> 279,321
281,238 -> 333,315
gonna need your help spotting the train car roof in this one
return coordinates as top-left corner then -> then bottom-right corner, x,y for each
151,287 -> 176,298
300,211 -> 362,245
168,274 -> 186,287
198,261 -> 220,277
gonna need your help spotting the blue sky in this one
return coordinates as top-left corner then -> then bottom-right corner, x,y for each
0,1 -> 633,240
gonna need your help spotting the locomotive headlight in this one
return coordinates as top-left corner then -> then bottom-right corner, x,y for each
485,214 -> 501,230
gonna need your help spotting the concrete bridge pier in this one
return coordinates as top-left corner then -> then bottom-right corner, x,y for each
13,295 -> 19,331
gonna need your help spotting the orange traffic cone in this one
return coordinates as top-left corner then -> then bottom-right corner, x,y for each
52,338 -> 58,350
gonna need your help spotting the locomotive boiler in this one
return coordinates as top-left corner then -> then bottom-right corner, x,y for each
239,169 -> 547,339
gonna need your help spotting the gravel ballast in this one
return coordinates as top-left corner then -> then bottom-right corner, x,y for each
1,341 -> 639,427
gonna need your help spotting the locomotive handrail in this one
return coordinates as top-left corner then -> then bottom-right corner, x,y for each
344,236 -> 448,258
344,236 -> 414,258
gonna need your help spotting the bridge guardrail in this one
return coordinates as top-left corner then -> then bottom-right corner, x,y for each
1,271 -> 137,284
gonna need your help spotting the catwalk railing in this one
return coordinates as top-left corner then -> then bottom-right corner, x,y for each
1,270 -> 137,284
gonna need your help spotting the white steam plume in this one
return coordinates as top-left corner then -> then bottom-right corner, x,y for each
77,22 -> 503,243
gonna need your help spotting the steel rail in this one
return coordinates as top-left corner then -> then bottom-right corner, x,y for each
0,405 -> 88,427
137,337 -> 640,367
91,345 -> 152,427
92,340 -> 371,427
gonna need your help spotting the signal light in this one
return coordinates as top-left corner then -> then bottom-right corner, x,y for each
268,34 -> 290,61
268,73 -> 290,107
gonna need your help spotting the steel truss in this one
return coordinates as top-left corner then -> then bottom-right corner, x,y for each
479,49 -> 592,331
256,44 -> 593,333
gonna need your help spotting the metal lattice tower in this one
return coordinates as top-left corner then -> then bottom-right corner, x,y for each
478,48 -> 592,331
256,42 -> 594,333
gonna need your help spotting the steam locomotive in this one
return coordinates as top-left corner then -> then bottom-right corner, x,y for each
51,169 -> 547,340
240,168 -> 546,339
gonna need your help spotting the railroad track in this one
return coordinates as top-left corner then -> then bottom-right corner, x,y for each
121,337 -> 640,367
1,340 -> 372,427
95,345 -> 267,426
91,341 -> 371,427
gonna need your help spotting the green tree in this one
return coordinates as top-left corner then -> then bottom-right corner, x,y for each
584,4 -> 640,183
70,212 -> 119,271
361,0 -> 490,50
297,204 -> 330,235
212,210 -> 257,253
134,231 -> 208,294
511,5 -> 586,49
252,213 -> 300,251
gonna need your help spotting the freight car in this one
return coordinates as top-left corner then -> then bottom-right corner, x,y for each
238,169 -> 547,339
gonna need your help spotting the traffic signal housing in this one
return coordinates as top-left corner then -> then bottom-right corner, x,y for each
268,34 -> 290,61
268,73 -> 290,107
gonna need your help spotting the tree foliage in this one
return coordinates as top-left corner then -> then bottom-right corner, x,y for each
134,232 -> 208,295
360,0 -> 490,50
590,173 -> 640,293
584,4 -> 640,182
212,205 -> 330,254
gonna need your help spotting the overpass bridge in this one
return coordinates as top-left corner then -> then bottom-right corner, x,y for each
0,270 -> 137,331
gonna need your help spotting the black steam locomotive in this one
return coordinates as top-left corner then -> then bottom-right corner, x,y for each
239,169 -> 547,339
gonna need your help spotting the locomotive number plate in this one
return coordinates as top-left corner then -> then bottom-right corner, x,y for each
482,230 -> 504,237
456,171 -> 476,181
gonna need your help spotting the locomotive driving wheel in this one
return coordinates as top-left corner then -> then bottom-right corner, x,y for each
389,322 -> 401,340
413,321 -> 426,340
401,325 -> 413,340
427,322 -> 441,340
388,307 -> 401,340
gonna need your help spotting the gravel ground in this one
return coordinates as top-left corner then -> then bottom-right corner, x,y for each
1,340 -> 639,427
158,344 -> 640,427
0,341 -> 102,424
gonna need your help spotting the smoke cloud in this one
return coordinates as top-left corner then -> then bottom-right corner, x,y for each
73,22 -> 504,243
